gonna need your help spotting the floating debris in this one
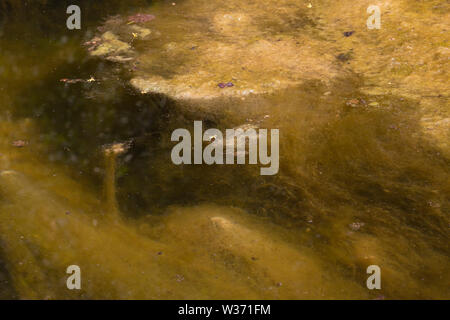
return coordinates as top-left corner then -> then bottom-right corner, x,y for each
389,124 -> 399,130
60,78 -> 84,84
343,31 -> 354,37
106,56 -> 133,63
218,82 -> 234,88
175,274 -> 184,282
84,37 -> 101,46
349,222 -> 365,231
127,13 -> 155,24
345,98 -> 368,108
60,77 -> 97,84
427,201 -> 441,208
11,140 -> 28,148
346,98 -> 362,107
83,36 -> 102,51
102,140 -> 133,156
129,25 -> 152,39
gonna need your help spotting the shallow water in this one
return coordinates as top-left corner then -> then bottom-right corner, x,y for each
0,0 -> 448,299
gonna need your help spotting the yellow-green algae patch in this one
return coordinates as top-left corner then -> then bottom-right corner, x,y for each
89,0 -> 449,155
314,0 -> 449,155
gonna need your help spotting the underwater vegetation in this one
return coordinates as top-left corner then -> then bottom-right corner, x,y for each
0,0 -> 448,299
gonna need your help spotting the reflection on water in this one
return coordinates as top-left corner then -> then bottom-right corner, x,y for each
0,0 -> 448,299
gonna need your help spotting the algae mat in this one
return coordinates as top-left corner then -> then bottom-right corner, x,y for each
88,0 -> 449,150
0,119 -> 365,299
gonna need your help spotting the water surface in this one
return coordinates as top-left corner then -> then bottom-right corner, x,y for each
0,0 -> 448,299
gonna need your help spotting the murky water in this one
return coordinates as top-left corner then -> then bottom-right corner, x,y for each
0,0 -> 448,299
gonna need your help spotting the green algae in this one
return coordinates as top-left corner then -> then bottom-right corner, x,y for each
0,0 -> 448,300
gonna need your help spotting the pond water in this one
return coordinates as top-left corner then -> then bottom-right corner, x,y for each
0,0 -> 448,299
